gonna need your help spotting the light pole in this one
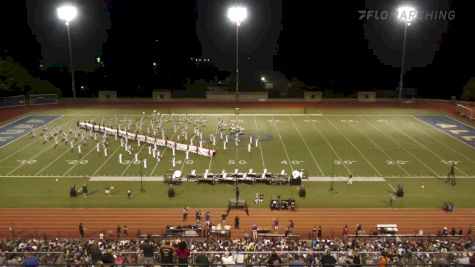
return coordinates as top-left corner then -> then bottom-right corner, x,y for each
57,5 -> 78,98
396,6 -> 416,99
228,6 -> 248,101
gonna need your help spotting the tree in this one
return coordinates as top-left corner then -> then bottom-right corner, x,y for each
184,79 -> 207,91
289,77 -> 306,91
0,56 -> 60,96
0,56 -> 32,96
461,77 -> 475,101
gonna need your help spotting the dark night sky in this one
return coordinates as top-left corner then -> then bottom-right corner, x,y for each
26,0 -> 110,68
196,0 -> 282,75
26,0 -> 282,76
14,0 -> 474,97
364,0 -> 451,70
27,0 -> 452,72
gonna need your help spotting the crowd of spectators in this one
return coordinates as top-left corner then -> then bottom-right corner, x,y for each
0,235 -> 474,266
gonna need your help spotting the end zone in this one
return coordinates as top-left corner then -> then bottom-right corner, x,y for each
0,115 -> 62,148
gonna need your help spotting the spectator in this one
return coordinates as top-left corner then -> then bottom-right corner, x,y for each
352,251 -> 362,267
289,254 -> 305,267
321,250 -> 336,267
88,241 -> 103,265
470,253 -> 475,266
23,254 -> 39,267
378,252 -> 389,267
160,240 -> 175,266
221,251 -> 235,265
267,251 -> 282,266
114,253 -> 126,265
140,239 -> 155,266
176,241 -> 190,266
234,247 -> 245,267
102,248 -> 115,264
195,251 -> 210,267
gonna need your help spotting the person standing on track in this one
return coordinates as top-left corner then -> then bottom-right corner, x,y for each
79,223 -> 84,238
273,217 -> 279,233
182,207 -> 188,221
123,225 -> 128,238
234,215 -> 240,230
116,224 -> 121,238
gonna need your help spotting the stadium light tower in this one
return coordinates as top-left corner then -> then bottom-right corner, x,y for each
57,5 -> 78,98
396,5 -> 416,99
228,6 -> 248,101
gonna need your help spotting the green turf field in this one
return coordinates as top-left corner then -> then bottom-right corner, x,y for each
0,107 -> 474,208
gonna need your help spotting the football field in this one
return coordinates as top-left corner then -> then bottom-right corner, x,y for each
0,106 -> 474,208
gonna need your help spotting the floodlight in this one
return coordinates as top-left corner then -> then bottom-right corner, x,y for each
57,5 -> 77,24
228,6 -> 247,25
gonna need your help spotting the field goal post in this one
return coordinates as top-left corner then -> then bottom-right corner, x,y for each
29,94 -> 58,105
456,104 -> 475,120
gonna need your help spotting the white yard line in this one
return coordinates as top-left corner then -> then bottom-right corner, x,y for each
33,145 -> 74,176
306,115 -> 352,174
91,144 -> 122,176
149,124 -> 182,176
271,115 -> 294,172
65,114 -> 324,117
206,118 -> 221,173
62,141 -> 100,176
34,130 -> 99,176
288,116 -> 324,175
389,118 -> 469,176
7,124 -> 73,176
253,115 -> 266,170
322,116 -> 390,190
0,115 -> 64,149
350,118 -> 412,177
1,174 -> 475,179
411,116 -> 475,162
0,115 -> 65,160
121,142 -> 148,176
39,117 -> 101,176
361,117 -> 442,177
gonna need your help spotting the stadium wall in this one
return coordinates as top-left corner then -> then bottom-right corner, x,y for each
98,91 -> 118,102
304,91 -> 322,102
206,91 -> 268,101
152,90 -> 171,102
